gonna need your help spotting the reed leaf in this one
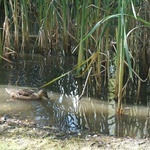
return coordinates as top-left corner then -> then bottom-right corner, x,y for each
131,0 -> 137,19
77,0 -> 87,75
9,0 -> 19,50
20,0 -> 29,51
60,0 -> 69,55
40,51 -> 99,88
0,31 -> 2,60
40,69 -> 73,88
82,14 -> 121,42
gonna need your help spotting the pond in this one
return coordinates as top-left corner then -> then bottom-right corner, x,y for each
0,54 -> 149,138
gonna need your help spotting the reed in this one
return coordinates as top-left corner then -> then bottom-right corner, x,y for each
36,0 -> 58,53
76,0 -> 87,75
9,0 -> 19,50
73,0 -> 149,112
1,0 -> 149,108
2,16 -> 11,50
37,0 -> 47,51
3,0 -> 11,50
60,0 -> 69,55
0,31 -> 2,59
20,0 -> 29,51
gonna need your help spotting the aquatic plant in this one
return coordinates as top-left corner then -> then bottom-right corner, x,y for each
0,0 -> 149,113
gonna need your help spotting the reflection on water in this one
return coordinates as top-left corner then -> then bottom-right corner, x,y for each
0,85 -> 150,138
0,55 -> 149,138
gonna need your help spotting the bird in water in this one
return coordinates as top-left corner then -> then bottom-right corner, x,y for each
5,88 -> 48,100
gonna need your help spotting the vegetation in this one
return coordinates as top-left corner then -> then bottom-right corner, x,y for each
0,0 -> 150,113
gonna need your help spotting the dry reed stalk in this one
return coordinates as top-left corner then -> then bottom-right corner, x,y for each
38,29 -> 46,50
2,16 -> 11,51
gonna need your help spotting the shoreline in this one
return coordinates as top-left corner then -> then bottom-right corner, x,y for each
0,116 -> 149,150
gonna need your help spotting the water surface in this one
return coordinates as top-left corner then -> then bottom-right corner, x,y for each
0,54 -> 149,138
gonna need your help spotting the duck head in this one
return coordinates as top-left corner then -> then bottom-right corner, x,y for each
37,89 -> 48,99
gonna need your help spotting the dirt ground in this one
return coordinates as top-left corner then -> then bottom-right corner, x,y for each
0,115 -> 150,150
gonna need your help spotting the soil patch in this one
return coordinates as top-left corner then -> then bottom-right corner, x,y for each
0,115 -> 149,150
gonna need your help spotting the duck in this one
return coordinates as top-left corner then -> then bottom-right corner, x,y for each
5,88 -> 48,100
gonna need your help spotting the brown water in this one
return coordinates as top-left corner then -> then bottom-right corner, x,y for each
0,54 -> 149,138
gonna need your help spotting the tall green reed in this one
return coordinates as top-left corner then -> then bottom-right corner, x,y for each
20,0 -> 29,51
77,0 -> 137,113
77,0 -> 87,75
9,0 -> 19,50
115,0 -> 125,113
60,0 -> 69,55
36,0 -> 58,53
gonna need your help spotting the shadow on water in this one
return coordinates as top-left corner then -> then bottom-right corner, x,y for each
0,54 -> 150,138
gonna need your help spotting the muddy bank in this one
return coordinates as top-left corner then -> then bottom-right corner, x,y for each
0,115 -> 150,150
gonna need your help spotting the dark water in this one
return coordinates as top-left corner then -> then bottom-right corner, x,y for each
0,54 -> 149,138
